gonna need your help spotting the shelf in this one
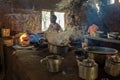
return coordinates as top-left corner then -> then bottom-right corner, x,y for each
85,35 -> 120,44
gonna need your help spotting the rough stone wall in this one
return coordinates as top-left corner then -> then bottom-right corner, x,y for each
0,0 -> 61,35
0,0 -> 120,34
0,0 -> 61,10
85,1 -> 120,33
4,9 -> 41,34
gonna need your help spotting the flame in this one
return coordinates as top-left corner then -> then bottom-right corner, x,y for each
19,33 -> 29,43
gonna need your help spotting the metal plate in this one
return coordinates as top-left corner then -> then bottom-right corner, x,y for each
85,46 -> 118,54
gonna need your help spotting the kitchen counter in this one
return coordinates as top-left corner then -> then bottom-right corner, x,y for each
4,46 -> 80,80
85,35 -> 120,50
85,35 -> 120,44
4,46 -> 120,80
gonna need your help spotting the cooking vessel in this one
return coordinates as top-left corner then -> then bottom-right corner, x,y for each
107,32 -> 120,39
104,54 -> 120,77
84,46 -> 118,65
77,58 -> 98,80
48,43 -> 69,54
40,55 -> 64,72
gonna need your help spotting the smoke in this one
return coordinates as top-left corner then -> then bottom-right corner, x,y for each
45,25 -> 82,46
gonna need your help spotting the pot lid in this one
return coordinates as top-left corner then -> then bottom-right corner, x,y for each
84,46 -> 118,54
82,58 -> 96,67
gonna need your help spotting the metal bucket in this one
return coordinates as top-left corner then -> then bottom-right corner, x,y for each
105,55 -> 120,77
77,58 -> 98,80
40,55 -> 64,72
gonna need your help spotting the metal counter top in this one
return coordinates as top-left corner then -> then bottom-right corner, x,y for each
85,35 -> 120,44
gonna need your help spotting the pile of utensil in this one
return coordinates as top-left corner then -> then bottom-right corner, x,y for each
75,46 -> 120,79
107,32 -> 120,40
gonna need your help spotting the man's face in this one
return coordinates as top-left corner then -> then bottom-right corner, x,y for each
50,17 -> 56,23
50,16 -> 56,23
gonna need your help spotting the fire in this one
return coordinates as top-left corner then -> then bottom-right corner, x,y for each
19,33 -> 30,46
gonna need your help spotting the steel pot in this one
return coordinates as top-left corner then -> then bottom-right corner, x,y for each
77,58 -> 98,80
40,55 -> 64,72
48,43 -> 69,54
104,55 -> 120,77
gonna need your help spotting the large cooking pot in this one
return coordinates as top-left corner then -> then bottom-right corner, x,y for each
104,54 -> 120,77
77,58 -> 98,80
84,46 -> 118,65
48,43 -> 69,54
40,55 -> 64,72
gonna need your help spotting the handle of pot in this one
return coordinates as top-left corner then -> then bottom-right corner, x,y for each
76,59 -> 83,66
40,57 -> 47,65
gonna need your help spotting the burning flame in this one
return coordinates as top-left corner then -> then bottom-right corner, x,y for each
19,33 -> 29,43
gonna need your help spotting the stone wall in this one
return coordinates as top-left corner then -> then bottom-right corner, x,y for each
85,1 -> 120,33
0,0 -> 61,35
0,0 -> 120,34
0,0 -> 61,10
4,9 -> 41,34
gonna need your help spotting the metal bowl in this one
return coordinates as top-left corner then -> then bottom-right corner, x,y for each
84,46 -> 118,65
48,43 -> 69,54
84,46 -> 118,54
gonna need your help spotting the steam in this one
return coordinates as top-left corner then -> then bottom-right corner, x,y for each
45,25 -> 82,46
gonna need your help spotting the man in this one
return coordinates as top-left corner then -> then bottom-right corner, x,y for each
65,14 -> 82,46
67,14 -> 78,26
44,15 -> 63,45
88,24 -> 99,36
47,15 -> 62,32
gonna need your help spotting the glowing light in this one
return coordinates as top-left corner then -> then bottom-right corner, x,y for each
96,3 -> 100,13
110,0 -> 115,4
